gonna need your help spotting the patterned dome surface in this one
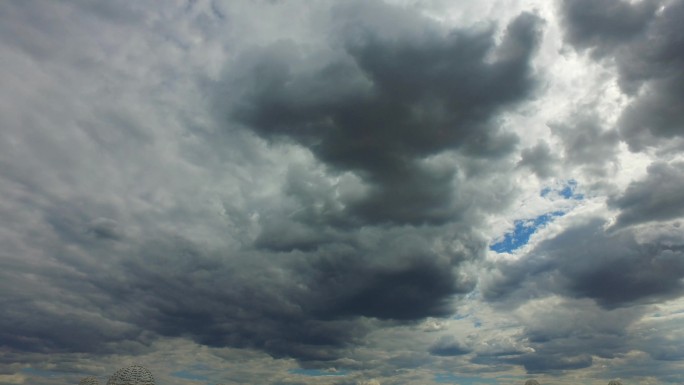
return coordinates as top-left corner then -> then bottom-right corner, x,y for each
79,376 -> 100,385
524,380 -> 540,385
608,381 -> 623,385
107,365 -> 155,385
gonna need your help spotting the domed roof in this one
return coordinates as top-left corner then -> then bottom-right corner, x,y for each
608,381 -> 623,385
107,365 -> 155,385
524,380 -> 540,385
79,376 -> 100,385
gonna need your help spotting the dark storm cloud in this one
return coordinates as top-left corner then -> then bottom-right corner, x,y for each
147,0 -> 545,362
226,0 -> 543,225
428,336 -> 471,356
559,0 -> 684,152
639,337 -> 684,361
517,141 -> 559,179
308,253 -> 458,320
484,218 -> 684,308
0,222 -> 358,361
0,245 -> 149,355
559,0 -> 659,55
609,162 -> 684,228
0,0 -> 547,369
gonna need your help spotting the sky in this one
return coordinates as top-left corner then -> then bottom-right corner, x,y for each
1,0 -> 684,384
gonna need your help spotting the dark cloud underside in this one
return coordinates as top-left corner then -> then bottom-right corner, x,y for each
5,0 -> 684,383
485,218 -> 684,308
0,0 -> 545,366
609,162 -> 684,228
228,1 -> 542,225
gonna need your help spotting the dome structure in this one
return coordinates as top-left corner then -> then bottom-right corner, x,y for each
79,376 -> 100,385
524,380 -> 540,385
107,365 -> 155,385
608,381 -> 623,385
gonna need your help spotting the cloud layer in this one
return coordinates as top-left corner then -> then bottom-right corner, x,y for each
1,1 -> 684,384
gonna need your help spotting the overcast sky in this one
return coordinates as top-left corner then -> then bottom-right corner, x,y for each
1,1 -> 684,384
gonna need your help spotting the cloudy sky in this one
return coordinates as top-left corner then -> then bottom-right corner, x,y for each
1,0 -> 684,384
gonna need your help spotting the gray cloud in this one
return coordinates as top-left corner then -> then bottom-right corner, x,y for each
517,140 -> 559,179
428,336 -> 471,357
609,162 -> 684,228
559,0 -> 684,152
480,215 -> 684,373
559,0 -> 659,56
549,111 -> 620,175
468,297 -> 646,373
179,0 -> 543,362
509,353 -> 593,373
0,1 -> 545,375
484,218 -> 684,308
4,0 -> 684,383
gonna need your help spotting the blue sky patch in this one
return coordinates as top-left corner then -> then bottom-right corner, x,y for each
490,211 -> 564,253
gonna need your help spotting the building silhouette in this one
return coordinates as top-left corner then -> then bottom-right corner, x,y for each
106,365 -> 155,385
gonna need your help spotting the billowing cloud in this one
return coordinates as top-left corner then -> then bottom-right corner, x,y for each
224,1 -> 542,225
0,0 -> 544,369
517,140 -> 559,179
609,161 -> 684,228
549,112 -> 620,176
560,0 -> 684,152
429,336 -> 471,357
559,0 -> 659,54
484,218 -> 684,308
2,0 -> 684,384
480,215 -> 684,374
